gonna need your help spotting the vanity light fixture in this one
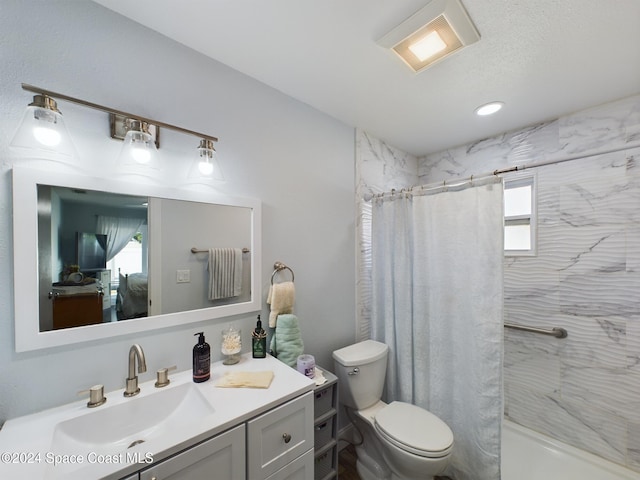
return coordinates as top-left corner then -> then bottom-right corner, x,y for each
194,139 -> 225,181
10,94 -> 77,160
475,101 -> 504,116
14,84 -> 221,178
377,0 -> 480,73
119,119 -> 158,166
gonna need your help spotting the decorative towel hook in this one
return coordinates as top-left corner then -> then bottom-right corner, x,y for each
271,262 -> 294,285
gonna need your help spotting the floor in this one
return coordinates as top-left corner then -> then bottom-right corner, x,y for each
337,444 -> 360,480
337,445 -> 453,479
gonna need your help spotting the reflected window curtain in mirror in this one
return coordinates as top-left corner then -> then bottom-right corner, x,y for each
96,215 -> 146,263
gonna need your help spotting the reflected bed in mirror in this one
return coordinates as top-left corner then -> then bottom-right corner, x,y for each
13,166 -> 261,352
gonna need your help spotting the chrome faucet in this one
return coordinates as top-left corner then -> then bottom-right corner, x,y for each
124,344 -> 147,397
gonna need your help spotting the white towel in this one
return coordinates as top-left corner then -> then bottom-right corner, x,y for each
266,281 -> 295,327
208,248 -> 243,300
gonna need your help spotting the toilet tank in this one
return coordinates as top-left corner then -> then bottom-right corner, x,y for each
332,340 -> 389,410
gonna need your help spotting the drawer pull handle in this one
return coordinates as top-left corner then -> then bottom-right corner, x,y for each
282,433 -> 292,444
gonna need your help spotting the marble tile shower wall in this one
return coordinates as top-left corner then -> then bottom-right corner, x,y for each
355,130 -> 419,341
418,94 -> 640,471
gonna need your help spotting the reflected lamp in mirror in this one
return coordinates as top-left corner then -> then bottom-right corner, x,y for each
10,95 -> 77,161
190,139 -> 224,181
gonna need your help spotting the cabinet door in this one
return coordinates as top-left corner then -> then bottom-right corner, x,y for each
139,425 -> 245,480
247,392 -> 314,479
266,449 -> 314,480
52,292 -> 103,329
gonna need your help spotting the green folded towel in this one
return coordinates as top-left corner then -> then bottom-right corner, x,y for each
270,314 -> 304,368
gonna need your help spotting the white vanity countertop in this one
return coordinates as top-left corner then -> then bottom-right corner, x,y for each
0,353 -> 314,480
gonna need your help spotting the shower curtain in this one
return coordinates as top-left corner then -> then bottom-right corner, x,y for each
370,178 -> 504,480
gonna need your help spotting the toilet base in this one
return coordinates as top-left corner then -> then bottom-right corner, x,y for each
356,459 -> 386,480
354,445 -> 390,480
355,456 -> 438,480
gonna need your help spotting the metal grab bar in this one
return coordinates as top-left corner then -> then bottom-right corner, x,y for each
504,322 -> 568,339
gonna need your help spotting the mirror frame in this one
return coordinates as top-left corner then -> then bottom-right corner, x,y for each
12,165 -> 262,352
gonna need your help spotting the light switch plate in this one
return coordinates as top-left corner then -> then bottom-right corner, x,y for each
177,269 -> 191,283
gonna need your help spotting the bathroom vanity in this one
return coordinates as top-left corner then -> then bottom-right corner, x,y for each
0,354 -> 315,480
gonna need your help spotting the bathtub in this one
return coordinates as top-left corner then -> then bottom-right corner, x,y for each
502,420 -> 640,480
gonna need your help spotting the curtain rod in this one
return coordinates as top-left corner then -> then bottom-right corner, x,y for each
21,83 -> 218,143
372,141 -> 640,200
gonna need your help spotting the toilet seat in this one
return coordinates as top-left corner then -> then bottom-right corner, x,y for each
374,401 -> 454,458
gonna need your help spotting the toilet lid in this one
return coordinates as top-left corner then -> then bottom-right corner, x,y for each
374,401 -> 454,458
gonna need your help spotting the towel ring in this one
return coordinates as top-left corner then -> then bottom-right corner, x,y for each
271,262 -> 294,285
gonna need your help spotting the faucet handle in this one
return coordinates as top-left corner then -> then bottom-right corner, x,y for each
77,384 -> 107,408
155,365 -> 177,388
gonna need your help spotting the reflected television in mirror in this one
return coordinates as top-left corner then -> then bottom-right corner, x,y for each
75,232 -> 108,272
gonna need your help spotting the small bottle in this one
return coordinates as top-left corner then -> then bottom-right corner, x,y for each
193,332 -> 210,383
252,315 -> 267,358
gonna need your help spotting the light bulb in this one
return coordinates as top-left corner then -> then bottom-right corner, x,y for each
32,106 -> 62,146
118,120 -> 157,168
198,158 -> 214,175
194,139 -> 220,178
131,146 -> 151,164
33,126 -> 61,146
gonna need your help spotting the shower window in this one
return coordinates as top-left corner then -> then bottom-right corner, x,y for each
504,173 -> 536,255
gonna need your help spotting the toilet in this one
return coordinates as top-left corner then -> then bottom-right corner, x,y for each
333,340 -> 454,480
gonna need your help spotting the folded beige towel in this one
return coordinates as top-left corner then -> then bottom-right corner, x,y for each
267,281 -> 295,328
215,371 -> 274,389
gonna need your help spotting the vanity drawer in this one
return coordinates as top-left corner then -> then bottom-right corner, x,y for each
313,383 -> 334,418
266,448 -> 314,480
247,391 -> 314,479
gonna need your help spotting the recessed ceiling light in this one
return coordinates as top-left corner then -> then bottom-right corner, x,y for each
377,0 -> 480,73
475,102 -> 504,116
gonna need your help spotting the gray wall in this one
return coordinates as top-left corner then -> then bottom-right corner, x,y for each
155,200 -> 252,312
0,1 -> 356,420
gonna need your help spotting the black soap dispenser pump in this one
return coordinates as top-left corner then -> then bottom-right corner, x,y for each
193,332 -> 211,383
252,315 -> 267,358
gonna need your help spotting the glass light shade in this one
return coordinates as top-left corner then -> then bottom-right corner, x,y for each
10,97 -> 77,161
188,139 -> 225,181
117,120 -> 159,172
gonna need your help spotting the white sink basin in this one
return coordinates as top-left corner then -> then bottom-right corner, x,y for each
50,382 -> 214,457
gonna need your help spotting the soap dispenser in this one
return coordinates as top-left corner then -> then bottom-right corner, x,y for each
252,315 -> 267,358
193,332 -> 211,383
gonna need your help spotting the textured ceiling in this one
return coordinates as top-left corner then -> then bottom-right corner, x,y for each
93,0 -> 640,156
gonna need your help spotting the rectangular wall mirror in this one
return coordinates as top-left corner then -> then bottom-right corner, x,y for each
13,166 -> 262,352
